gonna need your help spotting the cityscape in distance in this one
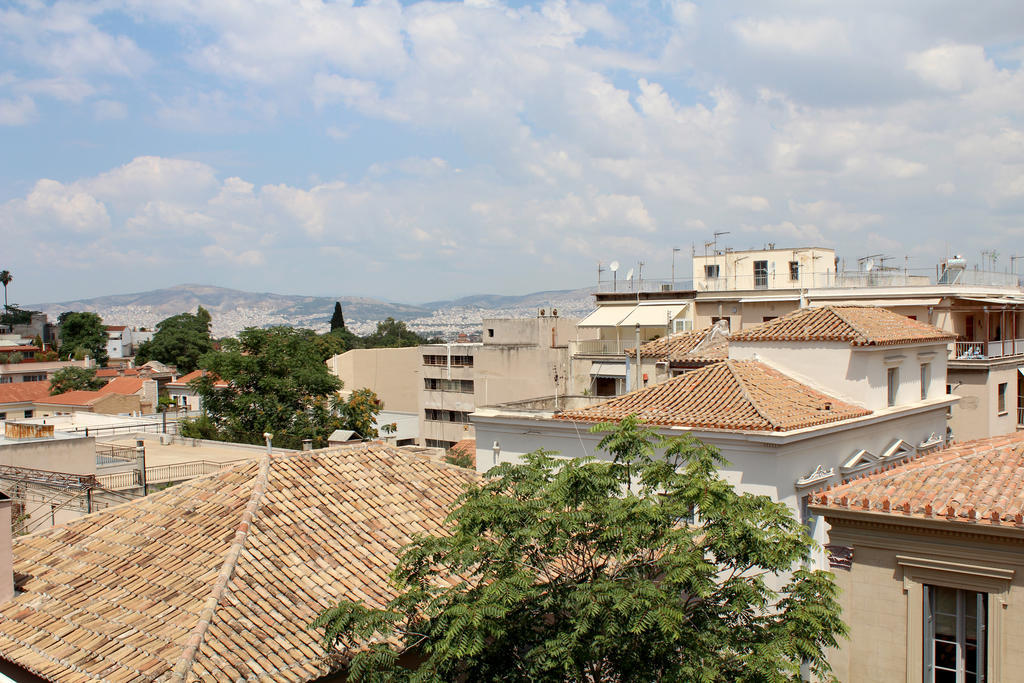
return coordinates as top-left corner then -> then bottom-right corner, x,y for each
28,283 -> 598,340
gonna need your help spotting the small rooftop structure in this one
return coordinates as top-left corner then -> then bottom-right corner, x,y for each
0,443 -> 478,681
554,359 -> 871,432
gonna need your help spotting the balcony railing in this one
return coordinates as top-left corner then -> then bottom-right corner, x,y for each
572,339 -> 626,355
951,339 -> 1024,360
597,268 -> 1024,293
1018,406 -> 1024,427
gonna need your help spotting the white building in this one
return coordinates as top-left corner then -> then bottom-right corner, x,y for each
473,305 -> 957,564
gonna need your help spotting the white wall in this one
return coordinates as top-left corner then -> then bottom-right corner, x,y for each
474,406 -> 949,568
728,340 -> 949,411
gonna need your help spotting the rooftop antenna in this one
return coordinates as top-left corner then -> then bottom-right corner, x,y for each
609,260 -> 620,292
597,261 -> 604,289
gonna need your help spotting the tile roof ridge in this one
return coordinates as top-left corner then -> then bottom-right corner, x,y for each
723,360 -> 777,430
820,305 -> 870,344
168,451 -> 272,683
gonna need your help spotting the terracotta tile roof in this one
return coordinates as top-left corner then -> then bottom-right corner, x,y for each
168,369 -> 228,389
34,390 -> 106,407
0,381 -> 52,405
630,329 -> 704,359
555,359 -> 870,432
96,368 -> 140,378
729,305 -> 955,346
628,327 -> 729,365
0,443 -> 478,682
811,433 -> 1024,527
98,376 -> 146,395
449,438 -> 476,467
105,325 -> 127,331
0,345 -> 42,354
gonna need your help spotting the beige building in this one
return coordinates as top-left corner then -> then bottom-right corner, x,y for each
419,313 -> 579,449
692,245 -> 837,292
0,358 -> 93,385
811,432 -> 1024,682
326,346 -> 420,413
33,390 -> 142,417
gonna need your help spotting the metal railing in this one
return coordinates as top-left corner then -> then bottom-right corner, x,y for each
951,339 -> 1024,360
573,339 -> 626,355
95,444 -> 138,467
95,458 -> 247,490
598,268 -> 1024,294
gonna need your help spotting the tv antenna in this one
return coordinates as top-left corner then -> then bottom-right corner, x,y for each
609,260 -> 620,292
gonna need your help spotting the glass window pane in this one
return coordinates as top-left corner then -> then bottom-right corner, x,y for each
935,613 -> 956,639
935,669 -> 957,683
934,586 -> 957,613
934,640 -> 958,669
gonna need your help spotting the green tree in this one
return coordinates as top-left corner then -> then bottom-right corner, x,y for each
313,417 -> 845,682
134,307 -> 214,373
57,312 -> 107,365
362,317 -> 430,348
330,301 -> 346,332
0,270 -> 10,309
49,366 -> 104,395
333,388 -> 383,439
185,326 -> 344,450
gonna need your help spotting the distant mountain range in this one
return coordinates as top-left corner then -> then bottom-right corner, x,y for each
30,284 -> 596,339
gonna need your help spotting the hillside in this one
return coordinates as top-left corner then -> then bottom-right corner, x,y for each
31,284 -> 595,339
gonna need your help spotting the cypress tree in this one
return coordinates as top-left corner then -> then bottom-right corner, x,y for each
330,301 -> 346,331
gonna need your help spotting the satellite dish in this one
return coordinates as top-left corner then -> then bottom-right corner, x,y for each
865,258 -> 874,272
626,268 -> 634,280
609,260 -> 620,273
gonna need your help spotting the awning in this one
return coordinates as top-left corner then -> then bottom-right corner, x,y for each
738,295 -> 802,303
617,303 -> 688,327
956,297 -> 1024,306
577,306 -> 634,327
808,297 -> 942,308
590,362 -> 627,377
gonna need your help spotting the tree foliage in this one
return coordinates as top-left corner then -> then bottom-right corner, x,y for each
183,326 -> 345,450
362,317 -> 432,348
331,301 -> 346,332
57,311 -> 107,365
333,388 -> 383,439
49,366 -> 104,395
134,306 -> 214,373
313,416 -> 846,683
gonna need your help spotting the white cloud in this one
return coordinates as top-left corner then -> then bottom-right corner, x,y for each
733,18 -> 850,56
0,95 -> 35,125
19,179 -> 111,233
728,195 -> 770,212
907,44 -> 995,92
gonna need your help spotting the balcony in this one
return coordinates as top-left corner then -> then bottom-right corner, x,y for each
572,339 -> 627,356
950,339 -> 1024,361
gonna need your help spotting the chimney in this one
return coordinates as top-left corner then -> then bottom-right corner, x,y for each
0,492 -> 13,603
302,439 -> 313,451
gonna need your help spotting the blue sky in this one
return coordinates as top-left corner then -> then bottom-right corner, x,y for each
2,0 -> 1024,304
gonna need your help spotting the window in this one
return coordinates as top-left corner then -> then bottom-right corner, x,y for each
762,316 -> 778,323
487,329 -> 494,337
422,354 -> 474,367
753,260 -> 769,288
924,585 -> 986,683
998,382 -> 1007,414
22,374 -> 46,382
0,412 -> 5,420
704,264 -> 720,279
424,378 -> 474,393
921,363 -> 931,401
425,439 -> 456,449
23,410 -> 32,418
789,260 -> 799,281
0,377 -> 10,384
711,316 -> 731,331
887,367 -> 899,407
424,409 -> 471,423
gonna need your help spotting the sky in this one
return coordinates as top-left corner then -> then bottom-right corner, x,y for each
2,0 -> 1024,304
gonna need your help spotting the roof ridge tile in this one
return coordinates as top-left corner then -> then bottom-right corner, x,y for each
167,452 -> 271,682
